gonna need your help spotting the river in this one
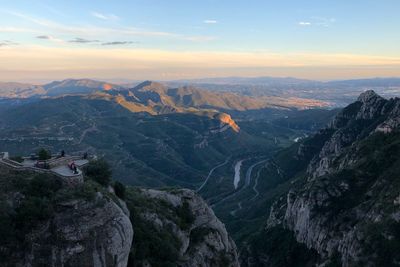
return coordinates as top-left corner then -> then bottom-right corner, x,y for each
233,160 -> 243,189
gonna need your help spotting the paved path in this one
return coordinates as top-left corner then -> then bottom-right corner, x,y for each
59,123 -> 76,135
74,159 -> 89,167
52,165 -> 82,177
197,157 -> 230,192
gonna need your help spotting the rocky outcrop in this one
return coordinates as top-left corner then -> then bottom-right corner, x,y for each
1,166 -> 240,267
129,188 -> 240,267
214,113 -> 240,132
308,90 -> 393,178
0,166 -> 133,267
23,193 -> 133,267
265,91 -> 400,266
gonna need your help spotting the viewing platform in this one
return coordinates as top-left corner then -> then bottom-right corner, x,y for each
0,151 -> 89,186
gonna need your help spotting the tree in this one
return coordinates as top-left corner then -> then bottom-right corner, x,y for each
84,159 -> 112,186
114,181 -> 126,199
37,148 -> 51,160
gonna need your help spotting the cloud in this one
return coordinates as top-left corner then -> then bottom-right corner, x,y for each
203,20 -> 218,24
3,46 -> 399,70
313,17 -> 336,27
101,41 -> 137,46
1,46 -> 399,81
36,35 -> 50,39
183,36 -> 217,42
0,40 -> 18,47
69,37 -> 100,43
36,35 -> 64,43
0,26 -> 35,33
91,11 -> 119,21
7,11 -> 179,38
298,17 -> 336,27
298,21 -> 312,26
6,11 -> 216,43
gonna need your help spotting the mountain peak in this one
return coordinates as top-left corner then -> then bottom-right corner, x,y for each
357,90 -> 383,103
134,80 -> 166,90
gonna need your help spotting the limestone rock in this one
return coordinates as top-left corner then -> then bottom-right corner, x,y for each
23,194 -> 133,267
137,188 -> 240,267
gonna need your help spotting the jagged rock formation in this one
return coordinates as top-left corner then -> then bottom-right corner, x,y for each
0,164 -> 239,267
126,188 -> 239,267
25,193 -> 133,267
0,166 -> 133,267
247,91 -> 400,266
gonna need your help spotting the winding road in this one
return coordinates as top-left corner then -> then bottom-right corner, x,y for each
59,123 -> 76,135
249,167 -> 264,201
197,157 -> 230,192
214,158 -> 267,215
78,123 -> 98,144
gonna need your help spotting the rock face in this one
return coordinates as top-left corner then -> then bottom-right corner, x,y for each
24,193 -> 133,267
0,167 -> 240,267
127,188 -> 239,267
262,91 -> 400,266
214,113 -> 240,132
0,167 -> 133,267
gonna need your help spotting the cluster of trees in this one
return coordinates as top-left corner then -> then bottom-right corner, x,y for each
37,148 -> 51,160
83,159 -> 126,199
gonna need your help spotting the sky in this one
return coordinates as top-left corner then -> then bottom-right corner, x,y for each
0,0 -> 399,82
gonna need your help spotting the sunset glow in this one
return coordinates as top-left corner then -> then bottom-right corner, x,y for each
1,0 -> 399,82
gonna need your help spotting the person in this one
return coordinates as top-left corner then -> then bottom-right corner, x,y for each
68,161 -> 75,170
61,150 -> 65,157
73,165 -> 78,174
83,152 -> 88,159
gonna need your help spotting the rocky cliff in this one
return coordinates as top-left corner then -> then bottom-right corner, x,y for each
246,91 -> 400,266
25,193 -> 133,267
0,165 -> 239,267
126,188 -> 239,267
0,166 -> 133,267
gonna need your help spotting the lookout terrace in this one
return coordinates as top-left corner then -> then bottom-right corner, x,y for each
0,151 -> 89,185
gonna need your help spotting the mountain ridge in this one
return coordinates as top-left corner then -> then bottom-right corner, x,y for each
241,90 -> 400,266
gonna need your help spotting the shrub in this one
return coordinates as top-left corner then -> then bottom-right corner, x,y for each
15,197 -> 52,233
176,201 -> 195,230
25,175 -> 62,198
189,227 -> 213,245
0,201 -> 16,244
37,148 -> 51,160
249,226 -> 320,267
84,159 -> 112,186
114,181 -> 126,199
128,213 -> 180,266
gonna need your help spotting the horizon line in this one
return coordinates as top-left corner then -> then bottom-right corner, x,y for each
1,75 -> 400,85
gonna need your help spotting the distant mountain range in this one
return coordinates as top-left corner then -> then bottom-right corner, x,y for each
0,79 -> 329,128
168,77 -> 400,106
0,79 -> 122,98
173,77 -> 400,86
2,77 -> 400,107
171,76 -> 318,86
